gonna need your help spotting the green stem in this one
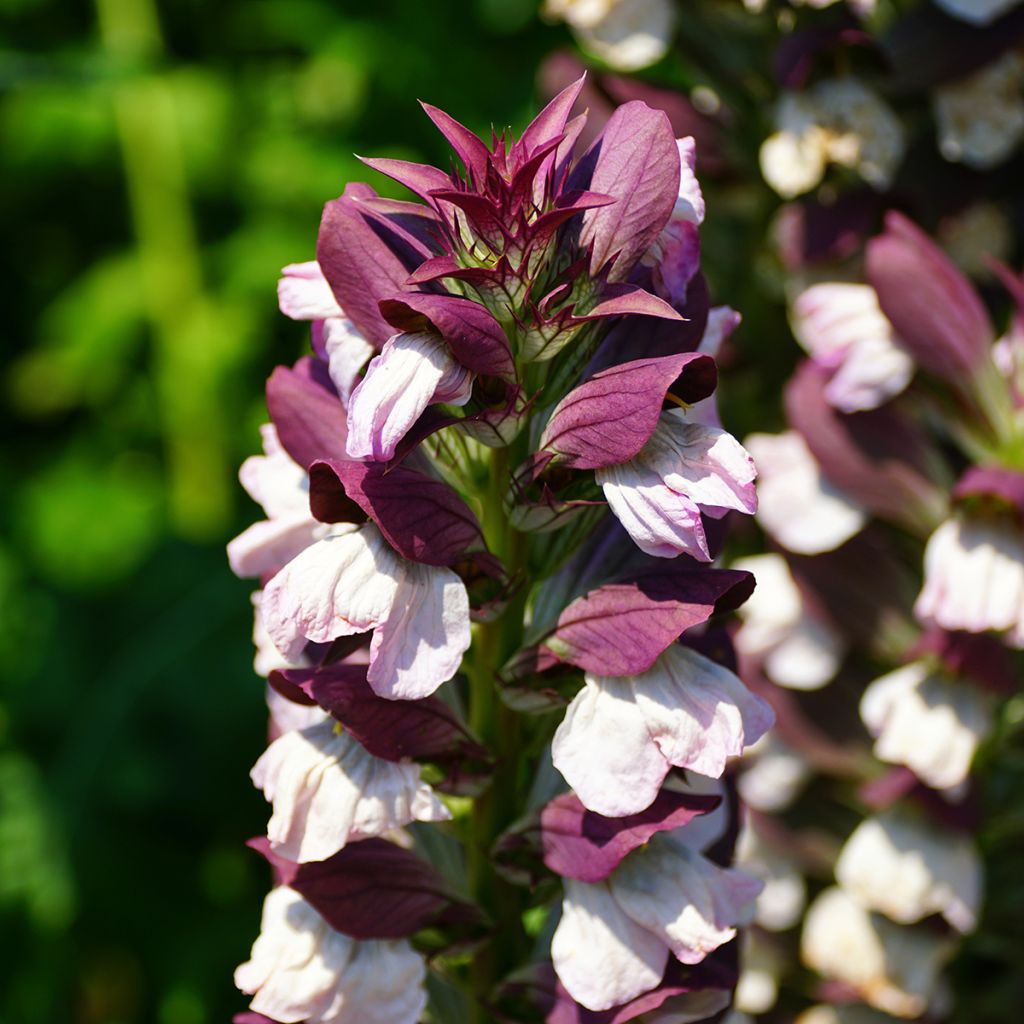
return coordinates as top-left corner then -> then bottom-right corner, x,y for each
466,445 -> 529,1021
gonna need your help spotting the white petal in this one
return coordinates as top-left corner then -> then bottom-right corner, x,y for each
319,316 -> 375,403
571,0 -> 675,72
346,331 -> 469,461
611,836 -> 763,964
745,431 -> 866,553
860,661 -> 992,791
599,461 -> 710,560
239,423 -> 311,519
278,261 -> 344,321
328,940 -> 428,1024
368,562 -> 471,699
551,878 -> 668,1012
236,886 -> 355,1024
835,810 -> 982,933
227,514 -> 323,580
252,720 -> 450,863
736,823 -> 807,932
674,136 -> 705,225
632,645 -> 773,778
737,735 -> 811,813
552,678 -> 670,817
261,524 -> 402,661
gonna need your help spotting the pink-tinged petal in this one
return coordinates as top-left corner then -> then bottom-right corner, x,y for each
674,137 -> 705,225
599,462 -> 710,561
688,306 -> 741,429
655,219 -> 701,304
792,283 -> 913,413
314,317 -> 375,403
551,878 -> 669,1012
252,720 -> 449,863
368,562 -> 471,700
651,414 -> 758,517
611,837 -> 762,965
238,424 -> 310,518
745,431 -> 867,554
327,939 -> 428,1024
632,645 -> 773,778
227,514 -> 323,580
346,331 -> 468,462
552,679 -> 671,817
278,261 -> 344,321
580,101 -> 681,282
261,525 -> 401,662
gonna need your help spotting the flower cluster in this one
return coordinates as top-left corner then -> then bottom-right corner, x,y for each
229,78 -> 772,1022
727,206 -> 1023,1024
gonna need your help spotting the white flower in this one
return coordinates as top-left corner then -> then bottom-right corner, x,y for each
261,522 -> 471,699
278,262 -> 374,401
860,661 -> 992,792
796,1006 -> 903,1024
733,553 -> 843,690
933,0 -> 1021,25
738,734 -> 812,813
552,831 -> 762,1011
346,331 -> 473,462
736,820 -> 807,931
791,283 -> 914,413
836,809 -> 982,933
597,410 -> 757,560
235,886 -> 427,1024
745,431 -> 867,554
801,887 -> 953,1018
545,0 -> 676,71
934,52 -> 1024,171
915,516 -> 1024,647
252,718 -> 450,863
227,424 -> 324,580
734,931 -> 783,1015
552,644 -> 773,816
760,79 -> 904,198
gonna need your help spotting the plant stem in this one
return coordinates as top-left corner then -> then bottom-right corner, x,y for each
467,444 -> 530,1021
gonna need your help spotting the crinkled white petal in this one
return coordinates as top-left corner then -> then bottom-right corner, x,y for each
261,524 -> 402,662
859,661 -> 992,792
252,719 -> 450,863
228,514 -> 324,580
326,938 -> 428,1024
367,561 -> 471,700
915,517 -> 1024,646
632,645 -> 774,779
599,460 -> 709,560
611,835 -> 762,964
792,283 -> 913,413
746,431 -> 867,554
801,888 -> 952,1019
235,886 -> 354,1024
319,316 -> 375,403
278,261 -> 344,321
551,877 -> 669,1012
835,810 -> 982,933
650,412 -> 758,517
346,331 -> 472,461
552,677 -> 670,817
239,423 -> 311,519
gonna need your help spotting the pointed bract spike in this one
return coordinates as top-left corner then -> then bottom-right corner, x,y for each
517,74 -> 587,159
420,101 -> 492,186
574,283 -> 684,324
358,155 -> 454,201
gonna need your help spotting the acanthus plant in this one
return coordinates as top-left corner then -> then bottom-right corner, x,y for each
228,76 -> 772,1024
